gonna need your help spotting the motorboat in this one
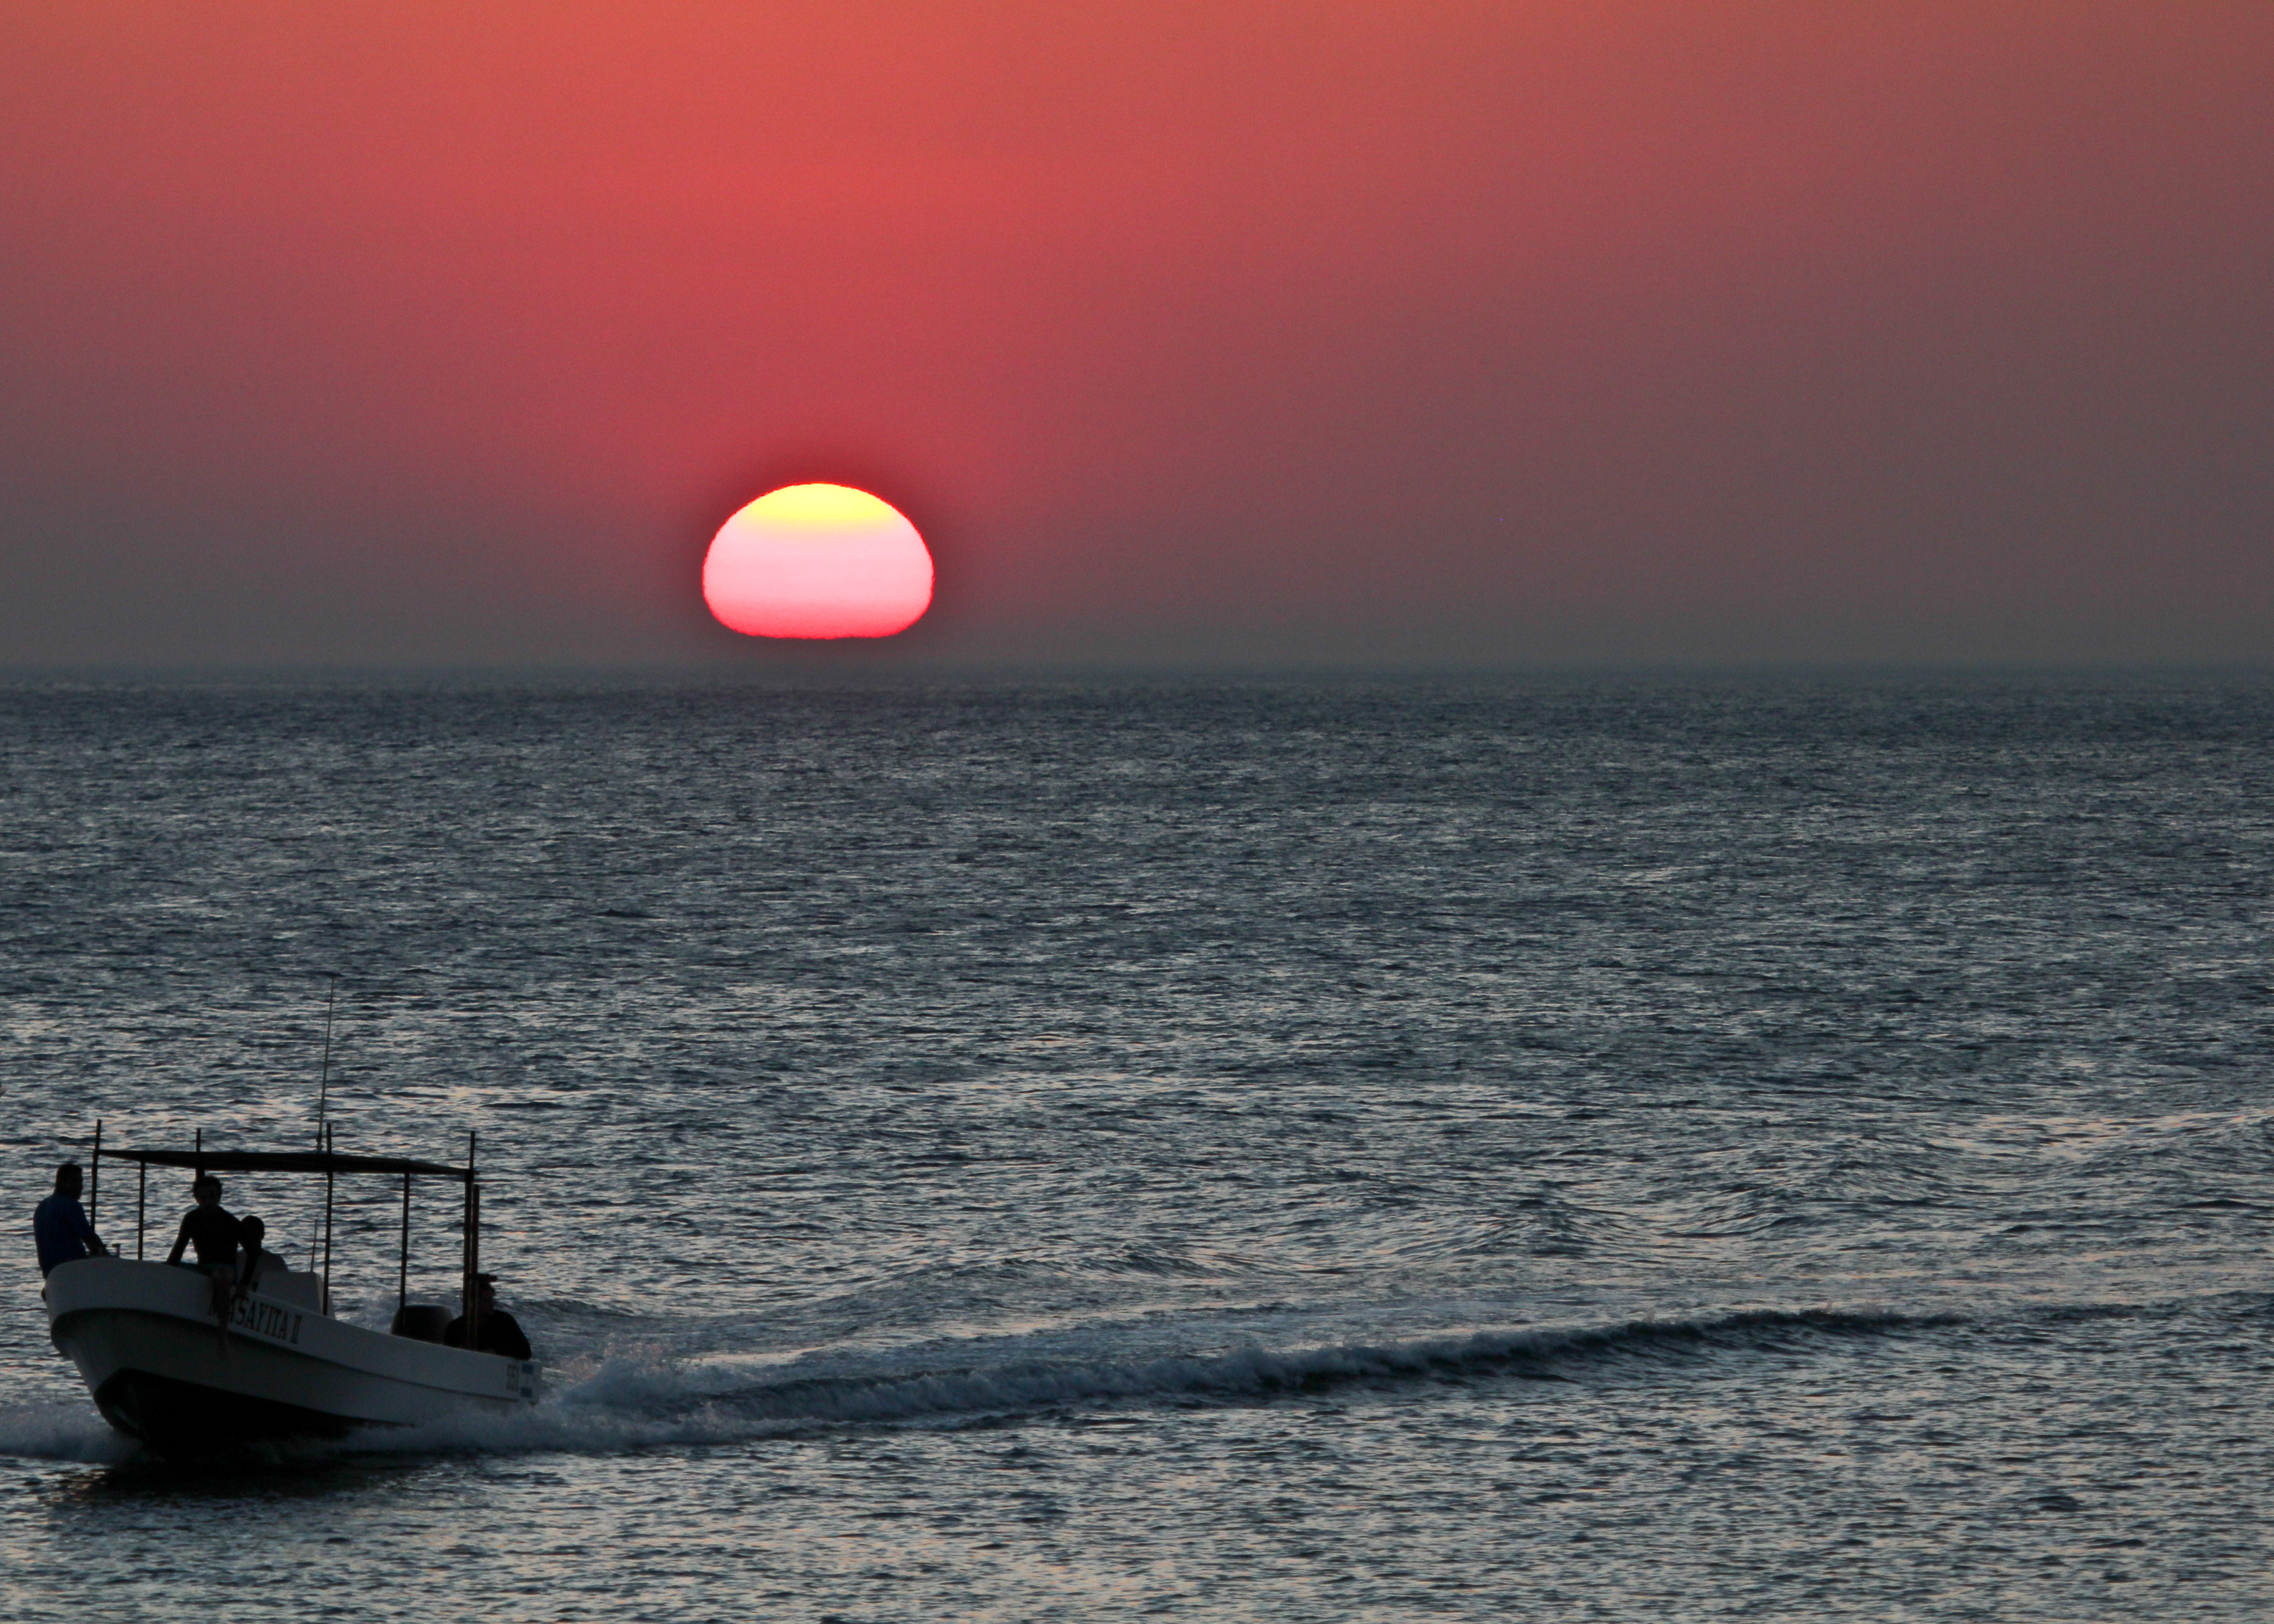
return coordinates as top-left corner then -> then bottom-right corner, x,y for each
45,1130 -> 538,1457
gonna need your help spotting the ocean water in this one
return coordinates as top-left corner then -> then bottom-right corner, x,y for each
3,675 -> 2272,1621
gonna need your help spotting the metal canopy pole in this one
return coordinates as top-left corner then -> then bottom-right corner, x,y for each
321,1124 -> 336,1316
460,1131 -> 480,1348
467,1183 -> 482,1350
398,1169 -> 411,1317
137,1160 -> 147,1259
89,1120 -> 101,1230
459,1148 -> 472,1331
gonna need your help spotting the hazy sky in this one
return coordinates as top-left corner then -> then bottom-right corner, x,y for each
3,2 -> 2268,670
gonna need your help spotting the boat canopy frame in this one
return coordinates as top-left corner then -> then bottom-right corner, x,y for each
84,1122 -> 491,1346
102,1149 -> 469,1178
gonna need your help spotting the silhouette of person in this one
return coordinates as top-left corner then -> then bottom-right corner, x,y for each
444,1274 -> 533,1360
167,1173 -> 245,1328
165,1175 -> 242,1275
235,1214 -> 278,1297
34,1163 -> 109,1277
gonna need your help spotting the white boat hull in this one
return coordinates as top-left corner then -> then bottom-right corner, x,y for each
46,1256 -> 538,1456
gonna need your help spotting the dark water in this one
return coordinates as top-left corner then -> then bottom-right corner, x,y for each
4,676 -> 2273,1621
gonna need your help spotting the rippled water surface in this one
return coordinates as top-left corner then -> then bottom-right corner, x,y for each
4,676 -> 2273,1621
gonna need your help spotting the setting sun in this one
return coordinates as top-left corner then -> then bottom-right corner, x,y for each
701,484 -> 933,640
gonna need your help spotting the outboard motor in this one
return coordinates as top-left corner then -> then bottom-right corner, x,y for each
390,1304 -> 453,1342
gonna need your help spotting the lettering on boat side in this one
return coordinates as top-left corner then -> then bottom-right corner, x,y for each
229,1295 -> 303,1346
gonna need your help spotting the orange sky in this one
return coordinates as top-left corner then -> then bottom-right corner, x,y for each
3,2 -> 2269,667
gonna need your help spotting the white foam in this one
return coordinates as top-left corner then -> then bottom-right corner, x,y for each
0,1399 -> 141,1464
0,1303 -> 1947,1464
353,1302 -> 1938,1459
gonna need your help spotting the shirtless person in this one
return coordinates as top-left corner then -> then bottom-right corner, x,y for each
165,1175 -> 241,1274
166,1174 -> 242,1328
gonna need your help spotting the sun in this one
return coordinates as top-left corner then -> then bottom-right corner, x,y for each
701,484 -> 934,639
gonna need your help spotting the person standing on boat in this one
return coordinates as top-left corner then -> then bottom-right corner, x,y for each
164,1175 -> 241,1274
444,1274 -> 533,1360
34,1163 -> 109,1277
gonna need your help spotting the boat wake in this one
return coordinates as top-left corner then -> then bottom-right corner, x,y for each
373,1302 -> 1957,1458
0,1303 -> 1969,1464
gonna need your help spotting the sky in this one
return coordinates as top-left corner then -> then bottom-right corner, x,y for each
2,2 -> 2269,671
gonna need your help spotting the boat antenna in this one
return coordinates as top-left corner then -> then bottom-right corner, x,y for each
309,973 -> 339,1269
315,972 -> 339,1148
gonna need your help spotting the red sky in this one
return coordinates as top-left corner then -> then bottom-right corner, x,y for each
3,2 -> 2269,668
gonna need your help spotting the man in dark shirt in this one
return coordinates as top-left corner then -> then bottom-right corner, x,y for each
34,1163 -> 109,1277
165,1175 -> 241,1274
443,1274 -> 534,1361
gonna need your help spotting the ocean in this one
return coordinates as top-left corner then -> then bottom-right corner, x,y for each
3,675 -> 2271,1621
